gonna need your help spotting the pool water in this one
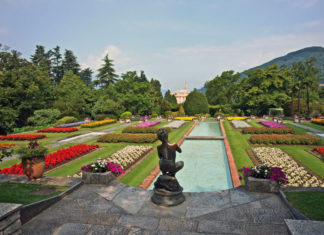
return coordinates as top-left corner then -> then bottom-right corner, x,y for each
149,120 -> 233,192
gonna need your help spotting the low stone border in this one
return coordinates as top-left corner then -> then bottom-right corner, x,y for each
82,171 -> 115,185
20,180 -> 83,224
0,203 -> 22,234
306,149 -> 323,161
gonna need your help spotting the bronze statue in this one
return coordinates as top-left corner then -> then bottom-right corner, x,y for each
151,128 -> 185,206
157,128 -> 183,177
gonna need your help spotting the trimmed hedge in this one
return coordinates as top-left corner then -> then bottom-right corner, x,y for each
122,127 -> 171,134
242,127 -> 295,134
249,134 -> 321,145
98,133 -> 157,143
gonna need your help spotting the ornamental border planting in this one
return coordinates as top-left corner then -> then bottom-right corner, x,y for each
242,127 -> 295,134
37,127 -> 78,133
98,133 -> 157,143
135,121 -> 161,127
0,134 -> 46,141
81,119 -> 116,128
259,120 -> 287,128
249,134 -> 320,145
122,127 -> 171,134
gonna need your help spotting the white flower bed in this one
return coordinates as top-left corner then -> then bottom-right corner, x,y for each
163,120 -> 186,129
106,145 -> 152,168
253,147 -> 324,187
231,120 -> 250,128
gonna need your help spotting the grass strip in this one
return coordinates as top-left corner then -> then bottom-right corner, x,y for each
300,122 -> 324,132
0,183 -> 69,205
120,121 -> 194,187
45,144 -> 127,177
285,191 -> 324,221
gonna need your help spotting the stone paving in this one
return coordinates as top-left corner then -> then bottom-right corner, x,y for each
22,180 -> 295,235
291,123 -> 324,139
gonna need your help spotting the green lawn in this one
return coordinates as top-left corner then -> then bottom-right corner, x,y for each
247,119 -> 263,127
120,121 -> 194,187
284,123 -> 310,134
0,183 -> 69,205
223,121 -> 253,170
285,191 -> 324,221
300,122 -> 324,132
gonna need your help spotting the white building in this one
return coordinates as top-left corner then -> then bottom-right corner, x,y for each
171,84 -> 190,104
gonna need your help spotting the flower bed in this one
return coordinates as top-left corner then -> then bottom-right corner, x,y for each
122,127 -> 171,134
259,120 -> 287,128
311,119 -> 324,126
0,143 -> 15,149
81,159 -> 124,174
313,147 -> 324,155
56,120 -> 93,128
98,133 -> 157,143
135,121 -> 161,127
163,120 -> 186,129
249,134 -> 320,145
252,147 -> 324,187
227,116 -> 248,121
106,145 -> 152,169
0,144 -> 99,175
37,127 -> 78,133
80,119 -> 116,128
174,117 -> 195,121
231,120 -> 250,128
0,134 -> 46,141
242,127 -> 295,134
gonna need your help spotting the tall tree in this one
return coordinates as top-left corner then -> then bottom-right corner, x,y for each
139,70 -> 148,82
292,62 -> 305,115
164,90 -> 177,104
62,49 -> 80,75
30,45 -> 52,74
94,53 -> 118,88
51,46 -> 64,85
80,68 -> 93,88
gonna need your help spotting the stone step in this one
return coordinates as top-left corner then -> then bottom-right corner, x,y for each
184,136 -> 225,140
284,219 -> 324,235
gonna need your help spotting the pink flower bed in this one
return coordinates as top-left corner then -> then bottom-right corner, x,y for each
260,121 -> 287,128
136,121 -> 161,127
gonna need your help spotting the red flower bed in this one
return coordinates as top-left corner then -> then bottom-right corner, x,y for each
0,144 -> 99,175
313,147 -> 324,155
0,134 -> 46,140
242,127 -> 295,134
250,134 -> 321,145
98,133 -> 157,143
37,127 -> 78,133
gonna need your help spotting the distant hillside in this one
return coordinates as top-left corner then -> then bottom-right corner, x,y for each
246,46 -> 324,83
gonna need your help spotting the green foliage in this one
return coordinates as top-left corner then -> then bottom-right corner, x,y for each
151,112 -> 158,118
91,95 -> 124,118
178,105 -> 185,116
164,90 -> 177,104
120,111 -> 132,120
54,116 -> 78,127
27,109 -> 61,126
62,49 -> 80,75
79,68 -> 93,88
183,91 -> 209,116
165,111 -> 172,117
16,142 -> 48,159
94,53 -> 118,88
94,114 -> 107,121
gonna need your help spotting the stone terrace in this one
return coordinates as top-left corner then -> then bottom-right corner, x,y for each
22,180 -> 294,235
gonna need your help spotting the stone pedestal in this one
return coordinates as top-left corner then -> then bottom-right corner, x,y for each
82,171 -> 115,185
151,175 -> 185,206
245,176 -> 279,193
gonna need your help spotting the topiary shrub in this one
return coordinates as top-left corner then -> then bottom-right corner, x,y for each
120,111 -> 132,120
178,105 -> 185,116
28,109 -> 61,126
183,91 -> 209,116
54,116 -> 78,127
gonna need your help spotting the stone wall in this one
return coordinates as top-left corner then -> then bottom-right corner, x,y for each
0,203 -> 22,235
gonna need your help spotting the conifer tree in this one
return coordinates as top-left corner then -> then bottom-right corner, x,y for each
94,53 -> 118,88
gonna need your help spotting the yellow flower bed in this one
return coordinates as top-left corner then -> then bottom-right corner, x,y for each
174,116 -> 196,121
311,119 -> 324,125
0,143 -> 15,149
227,116 -> 248,121
81,119 -> 116,128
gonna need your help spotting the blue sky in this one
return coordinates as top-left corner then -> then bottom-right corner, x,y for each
1,0 -> 324,90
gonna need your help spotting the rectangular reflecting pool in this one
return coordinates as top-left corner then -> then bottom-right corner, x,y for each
149,120 -> 233,192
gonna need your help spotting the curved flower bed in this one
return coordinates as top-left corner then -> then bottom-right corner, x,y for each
106,145 -> 152,169
163,120 -> 186,129
37,127 -> 78,133
242,127 -> 295,134
311,118 -> 324,125
0,143 -> 15,149
260,121 -> 287,128
250,134 -> 320,145
0,134 -> 46,141
80,119 -> 116,128
0,144 -> 99,175
174,117 -> 195,121
227,116 -> 248,121
252,147 -> 324,187
56,120 -> 94,128
98,133 -> 157,143
136,121 -> 160,127
122,127 -> 171,134
231,120 -> 250,128
313,147 -> 324,155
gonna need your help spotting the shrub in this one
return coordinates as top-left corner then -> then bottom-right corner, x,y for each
120,111 -> 132,120
94,114 -> 107,121
27,109 -> 61,126
98,133 -> 157,143
205,113 -> 211,118
54,116 -> 78,127
165,111 -> 172,117
151,112 -> 158,118
122,127 -> 171,134
178,105 -> 185,116
183,91 -> 209,116
242,127 -> 295,134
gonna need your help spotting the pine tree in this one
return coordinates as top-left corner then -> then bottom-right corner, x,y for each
30,45 -> 52,74
80,68 -> 93,88
94,53 -> 118,88
62,49 -> 80,75
51,46 -> 64,85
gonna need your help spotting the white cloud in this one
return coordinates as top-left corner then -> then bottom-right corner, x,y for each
292,0 -> 318,8
81,32 -> 324,91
